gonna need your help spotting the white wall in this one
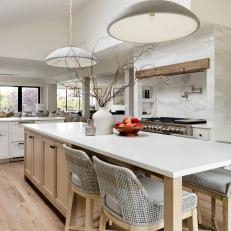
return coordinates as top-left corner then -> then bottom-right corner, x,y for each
214,25 -> 231,125
192,0 -> 231,29
42,84 -> 57,112
73,0 -> 191,52
134,23 -> 215,124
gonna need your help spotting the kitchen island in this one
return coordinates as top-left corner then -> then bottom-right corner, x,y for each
24,122 -> 231,231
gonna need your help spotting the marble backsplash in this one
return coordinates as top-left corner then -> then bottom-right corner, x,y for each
153,72 -> 207,119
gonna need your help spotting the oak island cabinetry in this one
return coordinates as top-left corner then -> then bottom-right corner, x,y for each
24,130 -> 68,216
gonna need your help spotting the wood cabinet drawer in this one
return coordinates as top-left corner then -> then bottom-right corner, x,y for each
193,128 -> 210,141
10,142 -> 24,158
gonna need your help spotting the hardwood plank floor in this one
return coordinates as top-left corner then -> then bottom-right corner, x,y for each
0,161 -> 224,231
0,161 -> 64,231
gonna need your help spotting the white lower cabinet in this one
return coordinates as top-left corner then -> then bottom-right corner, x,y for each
9,122 -> 26,142
10,142 -> 24,158
0,131 -> 9,159
0,118 -> 64,161
193,128 -> 210,141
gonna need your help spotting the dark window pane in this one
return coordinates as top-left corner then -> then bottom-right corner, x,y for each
22,87 -> 39,112
0,86 -> 18,112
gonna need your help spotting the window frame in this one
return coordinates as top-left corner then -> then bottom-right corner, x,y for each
0,85 -> 40,112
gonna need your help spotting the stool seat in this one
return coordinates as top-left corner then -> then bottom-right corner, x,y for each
71,173 -> 82,188
184,167 -> 231,197
105,176 -> 197,225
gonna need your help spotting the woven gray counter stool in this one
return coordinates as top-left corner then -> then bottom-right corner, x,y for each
93,156 -> 199,231
63,144 -> 100,231
184,167 -> 231,231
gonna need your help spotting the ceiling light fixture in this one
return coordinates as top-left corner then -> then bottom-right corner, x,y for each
107,0 -> 200,44
46,0 -> 97,68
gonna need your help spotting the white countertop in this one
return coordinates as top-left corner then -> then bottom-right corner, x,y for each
0,117 -> 64,122
24,122 -> 231,178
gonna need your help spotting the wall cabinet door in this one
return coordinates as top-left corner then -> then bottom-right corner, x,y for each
42,138 -> 56,200
24,132 -> 34,177
54,142 -> 68,213
31,134 -> 42,187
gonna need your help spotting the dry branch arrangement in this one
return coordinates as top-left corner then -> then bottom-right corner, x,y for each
58,39 -> 156,107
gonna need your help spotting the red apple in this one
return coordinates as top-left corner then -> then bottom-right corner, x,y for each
123,117 -> 131,124
115,122 -> 122,127
134,123 -> 142,128
125,123 -> 134,128
119,123 -> 125,128
131,117 -> 139,123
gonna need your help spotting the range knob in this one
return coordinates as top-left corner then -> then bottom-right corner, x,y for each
175,128 -> 180,133
161,127 -> 166,133
179,128 -> 185,134
158,126 -> 162,131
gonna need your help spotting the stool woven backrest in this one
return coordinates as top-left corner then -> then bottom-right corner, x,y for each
63,144 -> 99,193
93,156 -> 162,226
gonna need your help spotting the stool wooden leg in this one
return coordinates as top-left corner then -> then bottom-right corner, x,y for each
188,209 -> 198,231
223,197 -> 231,231
108,219 -> 113,226
99,209 -> 108,231
65,186 -> 75,231
85,198 -> 94,231
211,197 -> 219,230
187,216 -> 193,231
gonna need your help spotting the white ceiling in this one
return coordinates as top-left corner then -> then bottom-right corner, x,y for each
0,57 -> 71,81
0,0 -> 90,29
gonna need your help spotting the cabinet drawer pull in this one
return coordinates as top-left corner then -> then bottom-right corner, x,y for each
18,142 -> 24,145
29,136 -> 34,139
50,145 -> 56,149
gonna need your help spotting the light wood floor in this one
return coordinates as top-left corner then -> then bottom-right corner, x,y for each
0,161 -> 64,231
0,161 -> 224,231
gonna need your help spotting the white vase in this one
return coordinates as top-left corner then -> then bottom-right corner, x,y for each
93,107 -> 113,135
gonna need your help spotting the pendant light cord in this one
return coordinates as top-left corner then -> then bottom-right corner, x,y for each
69,0 -> 73,46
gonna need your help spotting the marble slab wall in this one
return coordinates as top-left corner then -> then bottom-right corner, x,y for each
154,72 -> 207,119
214,25 -> 231,125
134,23 -> 217,124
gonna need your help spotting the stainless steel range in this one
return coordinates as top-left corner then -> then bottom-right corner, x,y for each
141,117 -> 206,137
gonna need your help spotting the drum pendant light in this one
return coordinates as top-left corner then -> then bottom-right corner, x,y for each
46,0 -> 97,68
107,0 -> 200,44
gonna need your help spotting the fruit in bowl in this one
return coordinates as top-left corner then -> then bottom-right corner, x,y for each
113,117 -> 143,136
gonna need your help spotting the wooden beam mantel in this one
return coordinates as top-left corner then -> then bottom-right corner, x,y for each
136,58 -> 210,79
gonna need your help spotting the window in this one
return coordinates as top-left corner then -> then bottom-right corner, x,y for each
0,86 -> 18,112
0,86 -> 40,112
22,87 -> 40,113
57,88 -> 67,111
57,87 -> 82,112
67,89 -> 82,112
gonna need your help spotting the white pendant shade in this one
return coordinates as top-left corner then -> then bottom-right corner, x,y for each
107,0 -> 200,43
46,47 -> 97,68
